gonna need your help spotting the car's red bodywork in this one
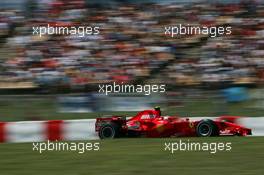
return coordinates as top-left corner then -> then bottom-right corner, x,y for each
95,109 -> 252,139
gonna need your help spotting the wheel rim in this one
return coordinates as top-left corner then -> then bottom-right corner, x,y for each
199,123 -> 211,136
101,126 -> 114,138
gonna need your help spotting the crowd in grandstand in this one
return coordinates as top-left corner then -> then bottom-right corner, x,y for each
0,0 -> 263,90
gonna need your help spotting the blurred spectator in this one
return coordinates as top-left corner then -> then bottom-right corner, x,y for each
0,0 -> 263,92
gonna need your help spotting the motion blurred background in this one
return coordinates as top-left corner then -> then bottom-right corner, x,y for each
0,0 -> 263,121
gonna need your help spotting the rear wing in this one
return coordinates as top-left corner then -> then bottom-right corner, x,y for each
95,116 -> 126,132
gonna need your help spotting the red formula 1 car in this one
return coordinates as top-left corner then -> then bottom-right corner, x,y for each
95,108 -> 252,139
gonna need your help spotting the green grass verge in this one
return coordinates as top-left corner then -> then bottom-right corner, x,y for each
0,94 -> 263,122
0,137 -> 263,175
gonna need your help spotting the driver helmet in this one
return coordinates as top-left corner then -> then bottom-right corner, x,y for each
154,106 -> 161,116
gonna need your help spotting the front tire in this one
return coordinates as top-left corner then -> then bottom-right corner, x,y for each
196,119 -> 219,137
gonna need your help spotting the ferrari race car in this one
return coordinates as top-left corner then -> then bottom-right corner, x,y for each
95,108 -> 252,139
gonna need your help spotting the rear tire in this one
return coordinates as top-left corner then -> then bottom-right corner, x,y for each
99,123 -> 120,139
196,119 -> 219,137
